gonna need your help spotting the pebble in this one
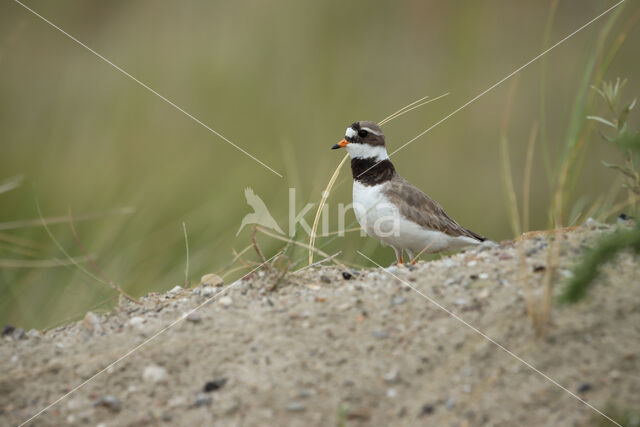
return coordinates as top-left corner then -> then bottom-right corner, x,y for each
384,266 -> 399,274
129,316 -> 145,328
419,404 -> 434,416
320,275 -> 331,284
219,296 -> 233,307
186,312 -> 202,323
26,329 -> 41,339
169,285 -> 182,294
443,278 -> 457,286
285,401 -> 306,412
372,329 -> 389,339
94,395 -> 121,412
478,273 -> 489,280
383,368 -> 400,383
467,260 -> 477,267
386,388 -> 397,398
391,296 -> 406,306
143,365 -> 168,383
440,258 -> 459,268
203,377 -> 227,392
298,388 -> 316,398
577,383 -> 592,393
200,273 -> 224,287
82,312 -> 102,334
11,328 -> 26,340
1,325 -> 15,336
478,289 -> 490,299
201,287 -> 216,297
445,397 -> 456,409
194,393 -> 212,407
342,271 -> 353,280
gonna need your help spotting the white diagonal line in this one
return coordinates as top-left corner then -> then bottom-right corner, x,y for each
12,0 -> 283,178
18,252 -> 281,427
357,0 -> 625,178
357,251 -> 621,426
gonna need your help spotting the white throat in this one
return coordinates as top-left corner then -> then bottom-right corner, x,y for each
345,143 -> 389,161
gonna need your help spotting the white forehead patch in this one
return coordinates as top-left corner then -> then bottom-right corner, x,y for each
361,126 -> 382,136
345,127 -> 357,139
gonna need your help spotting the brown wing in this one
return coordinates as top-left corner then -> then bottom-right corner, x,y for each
384,176 -> 486,241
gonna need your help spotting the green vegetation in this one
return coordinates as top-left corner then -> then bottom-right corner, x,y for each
560,78 -> 639,304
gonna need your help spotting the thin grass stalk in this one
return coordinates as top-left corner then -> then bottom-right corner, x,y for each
308,153 -> 349,265
67,207 -> 140,304
523,123 -> 538,232
182,222 -> 190,288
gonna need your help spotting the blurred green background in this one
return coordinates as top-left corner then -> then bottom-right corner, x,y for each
1,0 -> 638,329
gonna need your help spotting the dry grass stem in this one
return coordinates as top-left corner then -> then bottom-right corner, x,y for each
68,208 -> 140,305
308,153 -> 349,265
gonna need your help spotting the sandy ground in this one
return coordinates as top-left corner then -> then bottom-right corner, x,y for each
1,222 -> 639,427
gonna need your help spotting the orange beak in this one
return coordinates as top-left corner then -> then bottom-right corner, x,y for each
331,139 -> 349,150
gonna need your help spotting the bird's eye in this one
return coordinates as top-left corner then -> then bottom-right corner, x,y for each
358,129 -> 368,138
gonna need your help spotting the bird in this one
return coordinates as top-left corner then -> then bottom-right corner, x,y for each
236,187 -> 284,236
332,121 -> 490,264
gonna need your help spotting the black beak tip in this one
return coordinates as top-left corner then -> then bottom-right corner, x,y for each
331,144 -> 341,150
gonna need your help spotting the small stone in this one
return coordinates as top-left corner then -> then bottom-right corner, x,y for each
467,260 -> 477,267
168,396 -> 186,408
478,289 -> 490,299
194,393 -> 212,407
478,273 -> 489,280
11,328 -> 26,340
129,316 -> 145,328
298,388 -> 316,398
320,275 -> 331,284
203,377 -> 227,392
219,296 -> 232,307
94,395 -> 121,412
445,398 -> 456,409
2,325 -> 15,337
577,383 -> 592,393
386,388 -> 397,398
201,287 -> 215,297
391,296 -> 406,306
26,329 -> 41,339
169,285 -> 182,293
186,312 -> 202,323
419,404 -> 434,416
143,365 -> 168,383
384,266 -> 398,274
383,368 -> 400,383
342,271 -> 353,280
285,401 -> 306,412
372,329 -> 389,339
533,265 -> 546,273
200,273 -> 224,287
453,298 -> 467,306
82,312 -> 102,333
443,278 -> 456,286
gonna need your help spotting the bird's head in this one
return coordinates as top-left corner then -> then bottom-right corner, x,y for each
332,121 -> 388,161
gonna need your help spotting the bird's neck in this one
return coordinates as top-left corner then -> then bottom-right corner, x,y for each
350,157 -> 396,186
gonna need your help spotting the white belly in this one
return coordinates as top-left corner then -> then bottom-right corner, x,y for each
352,181 -> 479,253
